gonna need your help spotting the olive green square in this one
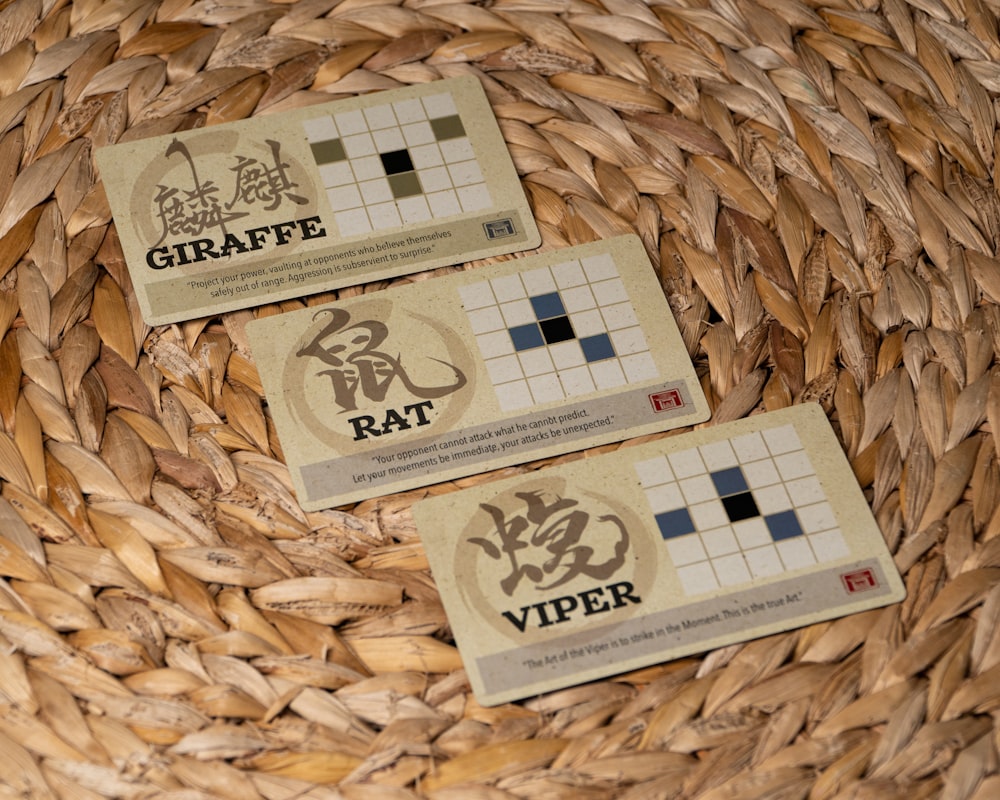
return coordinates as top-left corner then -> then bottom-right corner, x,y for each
431,115 -> 466,141
388,172 -> 422,198
310,138 -> 346,164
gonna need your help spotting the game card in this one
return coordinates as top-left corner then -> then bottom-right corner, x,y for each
96,77 -> 539,325
413,404 -> 905,706
247,235 -> 709,510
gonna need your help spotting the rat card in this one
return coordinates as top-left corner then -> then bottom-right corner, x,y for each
247,235 -> 709,509
96,76 -> 539,324
413,403 -> 905,706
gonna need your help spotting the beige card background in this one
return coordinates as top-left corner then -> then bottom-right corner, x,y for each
413,404 -> 906,706
96,76 -> 538,324
247,235 -> 710,509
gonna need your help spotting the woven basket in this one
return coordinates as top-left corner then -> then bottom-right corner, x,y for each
1,0 -> 998,797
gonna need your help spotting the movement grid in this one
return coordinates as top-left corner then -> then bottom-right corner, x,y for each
633,424 -> 851,596
302,91 -> 493,236
459,253 -> 659,411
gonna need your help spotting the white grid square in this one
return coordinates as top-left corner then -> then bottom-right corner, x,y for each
799,501 -> 837,533
743,459 -> 781,489
359,178 -> 392,204
562,285 -> 597,313
677,562 -> 719,594
364,104 -> 397,130
304,116 -> 337,140
334,208 -> 371,235
667,535 -> 708,567
714,553 -> 751,586
732,432 -> 769,462
777,538 -> 816,570
448,160 -> 484,186
591,278 -> 628,304
423,92 -> 458,117
549,340 -> 585,370
410,143 -> 444,168
403,121 -> 435,146
701,526 -> 740,557
570,309 -> 606,337
528,373 -> 564,404
350,155 -> 383,181
486,355 -> 522,384
610,326 -> 647,356
621,353 -> 658,382
475,330 -> 514,359
334,109 -> 367,135
580,253 -> 617,281
458,281 -> 495,311
500,299 -> 535,326
368,202 -> 402,228
689,500 -> 730,530
590,360 -> 626,390
634,456 -> 673,488
775,450 -> 813,480
420,166 -> 452,192
810,530 -> 849,560
398,195 -> 431,224
496,380 -> 532,411
319,161 -> 354,187
552,260 -> 587,288
745,545 -> 783,578
518,348 -> 554,377
680,475 -> 717,504
733,518 -> 771,549
784,475 -> 824,505
754,483 -> 792,515
763,424 -> 802,455
668,448 -> 706,479
393,98 -> 424,123
372,127 -> 405,151
522,268 -> 557,294
440,138 -> 475,162
601,303 -> 639,330
560,366 -> 595,395
458,183 -> 492,211
699,440 -> 739,470
491,273 -> 526,302
427,190 -> 462,217
467,307 -> 505,334
645,482 -> 684,513
343,132 -> 376,158
327,184 -> 362,209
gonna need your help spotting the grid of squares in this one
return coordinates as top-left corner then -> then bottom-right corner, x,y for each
459,253 -> 659,411
634,424 -> 851,596
302,92 -> 493,236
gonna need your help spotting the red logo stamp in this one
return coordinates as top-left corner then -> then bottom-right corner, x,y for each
649,389 -> 684,413
841,568 -> 878,593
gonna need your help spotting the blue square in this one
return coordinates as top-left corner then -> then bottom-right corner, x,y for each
580,333 -> 615,362
655,508 -> 696,539
711,467 -> 748,497
530,292 -> 565,319
509,323 -> 544,351
766,510 -> 804,541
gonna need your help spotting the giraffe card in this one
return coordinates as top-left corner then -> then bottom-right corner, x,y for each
96,77 -> 539,324
413,404 -> 905,706
247,236 -> 709,509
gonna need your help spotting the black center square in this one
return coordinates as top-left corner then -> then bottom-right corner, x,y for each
539,316 -> 575,344
380,149 -> 414,175
722,492 -> 760,522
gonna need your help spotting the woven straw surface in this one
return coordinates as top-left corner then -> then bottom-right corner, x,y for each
1,0 -> 999,797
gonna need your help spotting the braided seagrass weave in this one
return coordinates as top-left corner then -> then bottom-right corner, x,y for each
1,0 -> 999,797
